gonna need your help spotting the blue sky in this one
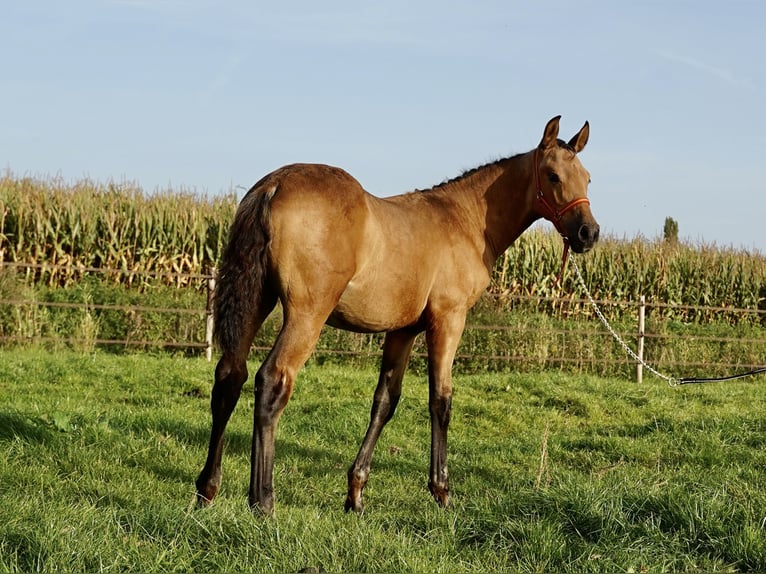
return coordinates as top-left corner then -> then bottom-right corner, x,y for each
3,1 -> 765,251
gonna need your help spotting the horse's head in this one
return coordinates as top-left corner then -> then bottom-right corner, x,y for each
534,116 -> 600,254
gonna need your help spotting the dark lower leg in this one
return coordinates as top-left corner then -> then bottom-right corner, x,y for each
249,422 -> 277,514
425,314 -> 462,509
196,356 -> 248,504
345,330 -> 415,513
428,393 -> 452,507
249,360 -> 301,515
197,292 -> 275,506
344,376 -> 401,513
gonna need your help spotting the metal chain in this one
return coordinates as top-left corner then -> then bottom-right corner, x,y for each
569,255 -> 680,387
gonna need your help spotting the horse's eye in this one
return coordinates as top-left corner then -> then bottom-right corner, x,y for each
548,172 -> 560,184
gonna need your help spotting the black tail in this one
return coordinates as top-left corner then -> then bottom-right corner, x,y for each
214,183 -> 275,353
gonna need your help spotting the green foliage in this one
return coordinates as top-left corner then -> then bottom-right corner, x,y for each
663,216 -> 679,244
0,172 -> 233,285
2,350 -> 766,572
494,229 -> 765,322
0,269 -> 207,353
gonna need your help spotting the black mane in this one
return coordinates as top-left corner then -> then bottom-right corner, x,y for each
421,139 -> 575,193
423,155 -> 520,193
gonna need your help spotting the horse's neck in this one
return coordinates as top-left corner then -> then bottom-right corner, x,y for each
429,153 -> 538,263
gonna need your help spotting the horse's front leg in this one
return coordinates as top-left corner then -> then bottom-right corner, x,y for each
425,310 -> 466,508
345,328 -> 418,513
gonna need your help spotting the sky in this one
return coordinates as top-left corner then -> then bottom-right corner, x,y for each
3,1 -> 765,252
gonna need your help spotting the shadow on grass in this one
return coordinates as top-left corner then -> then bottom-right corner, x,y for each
0,411 -> 57,444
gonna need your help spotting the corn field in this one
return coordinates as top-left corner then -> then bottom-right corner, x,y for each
2,172 -> 764,323
494,230 -> 766,324
0,173 -> 233,287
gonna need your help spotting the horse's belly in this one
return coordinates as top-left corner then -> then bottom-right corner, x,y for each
327,284 -> 425,333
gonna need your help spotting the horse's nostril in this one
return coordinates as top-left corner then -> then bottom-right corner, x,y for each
579,223 -> 600,244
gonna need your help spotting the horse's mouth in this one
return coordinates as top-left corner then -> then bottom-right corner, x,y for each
571,242 -> 594,254
568,222 -> 600,254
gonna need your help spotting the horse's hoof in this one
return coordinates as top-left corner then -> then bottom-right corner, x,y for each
248,496 -> 275,517
344,495 -> 364,514
195,470 -> 221,505
195,491 -> 214,508
429,482 -> 450,508
195,481 -> 218,507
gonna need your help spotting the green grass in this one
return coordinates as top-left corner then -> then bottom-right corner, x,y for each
2,349 -> 766,572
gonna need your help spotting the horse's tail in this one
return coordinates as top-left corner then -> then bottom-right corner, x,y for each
213,181 -> 276,353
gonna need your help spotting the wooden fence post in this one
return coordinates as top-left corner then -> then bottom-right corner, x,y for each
205,268 -> 216,362
636,295 -> 646,383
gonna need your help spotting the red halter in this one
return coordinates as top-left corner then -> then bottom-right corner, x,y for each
532,147 -> 590,285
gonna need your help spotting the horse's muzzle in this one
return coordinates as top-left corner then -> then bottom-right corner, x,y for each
569,221 -> 600,253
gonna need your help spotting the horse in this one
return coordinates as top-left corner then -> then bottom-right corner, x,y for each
195,115 -> 599,515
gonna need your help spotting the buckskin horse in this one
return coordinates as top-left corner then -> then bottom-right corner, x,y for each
196,116 -> 599,515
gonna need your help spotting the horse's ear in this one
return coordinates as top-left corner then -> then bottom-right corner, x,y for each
539,115 -> 561,149
568,121 -> 590,153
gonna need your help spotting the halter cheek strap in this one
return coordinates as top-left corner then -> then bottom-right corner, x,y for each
532,147 -> 590,285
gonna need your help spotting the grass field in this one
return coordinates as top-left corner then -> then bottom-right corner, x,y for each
2,349 -> 766,572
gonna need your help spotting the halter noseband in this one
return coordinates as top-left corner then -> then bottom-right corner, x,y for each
532,146 -> 590,284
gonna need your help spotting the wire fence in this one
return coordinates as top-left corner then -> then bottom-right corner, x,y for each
1,261 -> 764,380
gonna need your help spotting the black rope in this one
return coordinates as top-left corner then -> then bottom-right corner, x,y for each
569,255 -> 766,389
676,366 -> 766,385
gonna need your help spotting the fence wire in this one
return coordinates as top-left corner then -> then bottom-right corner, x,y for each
1,262 -> 764,377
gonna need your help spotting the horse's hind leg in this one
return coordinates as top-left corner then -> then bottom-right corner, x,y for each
249,314 -> 327,515
345,328 -> 417,513
195,291 -> 277,506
